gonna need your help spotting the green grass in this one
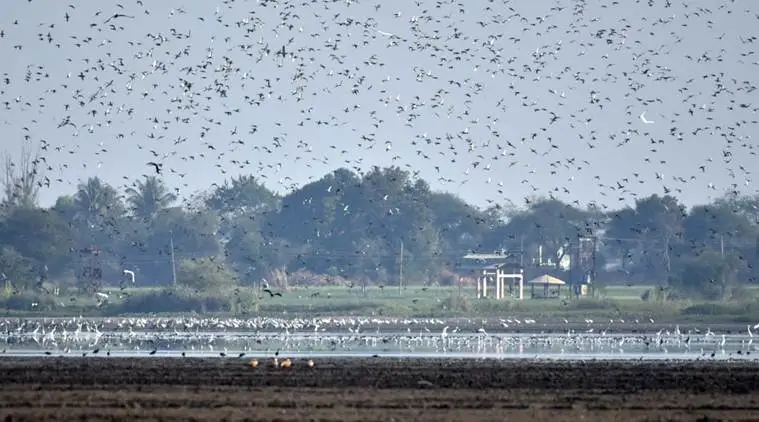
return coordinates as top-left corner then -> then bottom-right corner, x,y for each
103,283 -> 759,320
4,282 -> 759,321
603,285 -> 650,300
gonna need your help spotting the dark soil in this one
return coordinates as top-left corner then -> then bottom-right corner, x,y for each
0,357 -> 758,421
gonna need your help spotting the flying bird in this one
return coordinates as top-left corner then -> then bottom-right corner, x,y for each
639,111 -> 655,124
146,162 -> 162,174
263,288 -> 282,297
104,13 -> 135,24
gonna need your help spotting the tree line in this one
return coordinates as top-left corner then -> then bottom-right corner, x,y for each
1,149 -> 758,301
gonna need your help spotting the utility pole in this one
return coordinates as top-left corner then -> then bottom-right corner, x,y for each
720,234 -> 725,256
170,231 -> 177,286
720,234 -> 726,295
399,240 -> 404,295
569,238 -> 575,299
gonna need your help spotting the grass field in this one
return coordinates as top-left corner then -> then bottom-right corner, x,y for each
4,282 -> 758,320
107,283 -> 653,302
105,283 -> 759,303
79,282 -> 759,321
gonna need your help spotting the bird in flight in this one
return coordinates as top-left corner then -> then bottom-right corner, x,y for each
104,13 -> 135,24
639,111 -> 655,124
263,288 -> 282,297
146,162 -> 162,174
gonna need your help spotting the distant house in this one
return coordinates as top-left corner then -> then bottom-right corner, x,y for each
533,245 -> 571,270
457,252 -> 525,300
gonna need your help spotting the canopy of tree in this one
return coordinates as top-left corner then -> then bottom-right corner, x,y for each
2,164 -> 758,301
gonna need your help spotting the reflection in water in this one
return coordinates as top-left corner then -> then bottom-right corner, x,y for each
2,327 -> 757,360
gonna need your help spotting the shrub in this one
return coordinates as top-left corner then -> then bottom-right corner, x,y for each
565,298 -> 619,311
440,292 -> 470,312
679,301 -> 759,318
0,291 -> 60,312
438,269 -> 458,286
177,257 -> 238,291
108,288 -> 233,314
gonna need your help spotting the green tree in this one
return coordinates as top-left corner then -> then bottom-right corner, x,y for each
0,207 -> 74,281
670,249 -> 746,300
205,175 -> 278,215
177,256 -> 238,292
266,168 -> 361,274
683,203 -> 756,251
73,177 -> 125,228
714,193 -> 759,226
125,176 -> 176,221
427,192 -> 495,254
349,168 -> 445,282
0,245 -> 35,291
501,198 -> 593,270
606,194 -> 686,283
152,207 -> 222,257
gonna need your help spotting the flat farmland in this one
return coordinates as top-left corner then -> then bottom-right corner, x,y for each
0,357 -> 758,421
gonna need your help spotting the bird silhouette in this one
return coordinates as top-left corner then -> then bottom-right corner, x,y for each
263,288 -> 282,298
146,162 -> 162,174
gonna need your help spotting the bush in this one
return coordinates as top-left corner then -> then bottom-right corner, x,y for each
564,298 -> 619,311
438,269 -> 458,286
0,291 -> 60,312
177,257 -> 238,291
679,301 -> 759,318
108,288 -> 238,314
641,286 -> 678,302
439,292 -> 470,312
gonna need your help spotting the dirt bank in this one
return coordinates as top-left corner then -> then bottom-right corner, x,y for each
0,357 -> 757,421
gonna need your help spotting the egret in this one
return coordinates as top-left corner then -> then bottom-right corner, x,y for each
123,270 -> 135,283
639,111 -> 655,124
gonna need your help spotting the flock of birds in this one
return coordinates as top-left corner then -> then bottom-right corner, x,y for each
1,2 -> 758,364
2,316 -> 759,360
0,0 -> 757,210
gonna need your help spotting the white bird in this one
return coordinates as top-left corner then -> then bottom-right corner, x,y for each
123,270 -> 135,283
639,111 -> 655,124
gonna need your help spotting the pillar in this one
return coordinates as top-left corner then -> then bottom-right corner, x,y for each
518,273 -> 524,300
476,276 -> 482,298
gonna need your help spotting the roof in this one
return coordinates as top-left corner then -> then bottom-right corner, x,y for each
462,253 -> 513,260
456,262 -> 521,273
457,263 -> 509,271
526,274 -> 566,285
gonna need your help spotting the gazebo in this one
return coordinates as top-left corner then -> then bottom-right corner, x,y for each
526,274 -> 566,298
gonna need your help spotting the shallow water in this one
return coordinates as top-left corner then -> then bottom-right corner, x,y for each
2,329 -> 756,360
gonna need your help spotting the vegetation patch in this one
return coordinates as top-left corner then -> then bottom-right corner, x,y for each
2,148 -> 759,319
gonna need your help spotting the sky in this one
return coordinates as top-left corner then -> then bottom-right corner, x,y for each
1,0 -> 757,212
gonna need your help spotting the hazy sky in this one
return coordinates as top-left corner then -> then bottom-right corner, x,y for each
1,0 -> 757,211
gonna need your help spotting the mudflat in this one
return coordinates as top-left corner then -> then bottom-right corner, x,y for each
0,357 -> 758,421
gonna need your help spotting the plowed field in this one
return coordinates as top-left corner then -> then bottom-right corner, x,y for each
0,357 -> 758,421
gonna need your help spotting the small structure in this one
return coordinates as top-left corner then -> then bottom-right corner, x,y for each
457,252 -> 524,300
527,274 -> 566,298
79,246 -> 103,294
